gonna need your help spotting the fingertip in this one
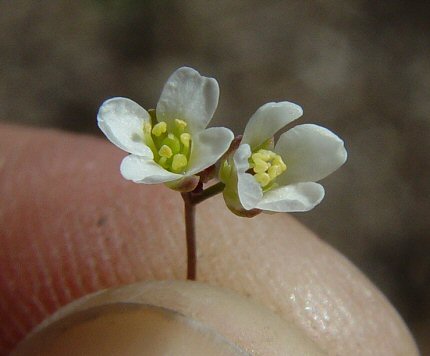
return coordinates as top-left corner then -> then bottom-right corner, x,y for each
13,281 -> 325,356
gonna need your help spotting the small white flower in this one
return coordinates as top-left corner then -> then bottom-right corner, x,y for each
220,101 -> 347,215
97,67 -> 234,191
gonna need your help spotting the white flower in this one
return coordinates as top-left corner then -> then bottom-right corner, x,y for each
220,101 -> 347,215
97,67 -> 234,191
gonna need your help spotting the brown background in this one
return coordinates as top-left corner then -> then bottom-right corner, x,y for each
1,1 -> 429,353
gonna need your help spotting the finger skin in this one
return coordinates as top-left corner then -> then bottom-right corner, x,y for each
0,124 -> 418,355
13,281 -> 325,355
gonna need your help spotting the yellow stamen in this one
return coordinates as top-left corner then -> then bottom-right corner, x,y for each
255,173 -> 271,187
175,119 -> 187,130
159,145 -> 173,158
249,148 -> 287,189
268,165 -> 282,179
273,156 -> 287,170
171,154 -> 188,173
173,119 -> 188,137
253,158 -> 269,173
152,121 -> 167,137
252,150 -> 273,162
180,132 -> 191,157
180,133 -> 191,147
142,115 -> 192,174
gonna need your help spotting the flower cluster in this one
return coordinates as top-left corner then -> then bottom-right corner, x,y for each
98,67 -> 347,215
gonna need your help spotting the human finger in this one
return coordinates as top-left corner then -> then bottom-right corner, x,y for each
0,124 -> 418,355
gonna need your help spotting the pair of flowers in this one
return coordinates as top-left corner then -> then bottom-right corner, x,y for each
98,67 -> 347,215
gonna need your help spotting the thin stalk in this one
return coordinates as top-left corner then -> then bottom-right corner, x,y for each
181,182 -> 225,280
190,181 -> 225,205
182,192 -> 196,280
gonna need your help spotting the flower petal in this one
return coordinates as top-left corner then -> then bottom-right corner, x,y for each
242,101 -> 303,149
275,124 -> 347,185
156,67 -> 219,134
256,182 -> 325,212
233,143 -> 252,173
97,97 -> 153,158
231,144 -> 263,210
120,155 -> 182,183
237,172 -> 264,210
186,127 -> 234,175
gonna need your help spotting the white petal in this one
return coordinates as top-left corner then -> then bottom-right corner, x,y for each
230,144 -> 263,210
186,127 -> 234,175
232,143 -> 252,173
256,182 -> 325,212
120,155 -> 182,183
156,67 -> 219,134
237,172 -> 264,210
242,101 -> 303,149
275,124 -> 347,185
97,97 -> 153,158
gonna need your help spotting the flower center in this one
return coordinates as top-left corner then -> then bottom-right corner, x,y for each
143,118 -> 192,173
249,149 -> 287,189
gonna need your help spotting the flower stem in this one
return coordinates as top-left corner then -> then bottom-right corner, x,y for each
181,192 -> 196,280
190,181 -> 225,205
181,181 -> 225,280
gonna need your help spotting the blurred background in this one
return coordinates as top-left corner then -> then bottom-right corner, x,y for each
1,0 -> 429,353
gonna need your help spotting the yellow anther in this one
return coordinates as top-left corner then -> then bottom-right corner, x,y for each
180,132 -> 191,158
180,133 -> 191,147
144,115 -> 193,174
251,152 -> 262,162
250,148 -> 287,188
273,156 -> 287,170
253,158 -> 269,174
152,121 -> 167,137
255,173 -> 271,187
268,165 -> 282,179
253,150 -> 272,162
159,145 -> 173,158
171,154 -> 188,173
175,119 -> 187,130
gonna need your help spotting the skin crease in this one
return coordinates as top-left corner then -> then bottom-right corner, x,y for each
13,282 -> 326,355
0,124 -> 418,355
